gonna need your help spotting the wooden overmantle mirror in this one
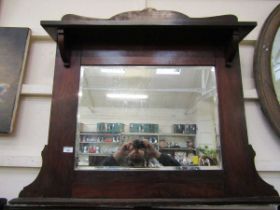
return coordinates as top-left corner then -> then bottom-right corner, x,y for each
13,8 -> 280,207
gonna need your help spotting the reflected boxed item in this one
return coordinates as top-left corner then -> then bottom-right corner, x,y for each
148,136 -> 158,143
185,124 -> 197,134
173,124 -> 185,133
129,123 -> 159,133
78,155 -> 89,166
143,124 -> 159,133
173,124 -> 197,134
174,151 -> 187,165
97,123 -> 124,133
129,123 -> 143,132
192,155 -> 199,165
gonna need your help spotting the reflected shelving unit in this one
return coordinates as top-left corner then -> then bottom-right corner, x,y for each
76,124 -> 222,168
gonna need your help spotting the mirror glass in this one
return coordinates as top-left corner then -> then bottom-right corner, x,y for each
271,27 -> 280,103
75,66 -> 222,170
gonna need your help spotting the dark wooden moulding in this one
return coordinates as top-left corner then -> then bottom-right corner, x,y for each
8,8 -> 280,210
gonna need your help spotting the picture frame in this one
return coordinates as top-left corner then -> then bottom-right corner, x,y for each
0,27 -> 31,133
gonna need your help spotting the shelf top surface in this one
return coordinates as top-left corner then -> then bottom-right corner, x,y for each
10,197 -> 280,206
40,9 -> 256,42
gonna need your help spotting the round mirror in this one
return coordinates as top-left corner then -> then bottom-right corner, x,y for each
271,27 -> 280,103
254,4 -> 280,136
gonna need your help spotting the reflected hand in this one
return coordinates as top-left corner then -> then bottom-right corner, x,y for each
142,139 -> 161,159
113,141 -> 132,160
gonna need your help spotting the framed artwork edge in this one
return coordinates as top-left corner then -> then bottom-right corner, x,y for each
0,27 -> 31,134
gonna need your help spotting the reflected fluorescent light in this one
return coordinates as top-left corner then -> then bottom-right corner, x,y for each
106,93 -> 148,100
211,67 -> 215,72
101,68 -> 125,74
78,91 -> 83,97
156,68 -> 181,75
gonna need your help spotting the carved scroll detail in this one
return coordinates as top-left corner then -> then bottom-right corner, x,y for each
225,31 -> 240,67
57,29 -> 70,67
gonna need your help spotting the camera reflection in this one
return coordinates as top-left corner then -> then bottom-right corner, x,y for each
101,139 -> 181,167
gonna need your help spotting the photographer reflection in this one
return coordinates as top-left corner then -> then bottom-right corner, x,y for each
102,139 -> 180,167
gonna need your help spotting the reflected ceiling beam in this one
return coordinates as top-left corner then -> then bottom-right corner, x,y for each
201,69 -> 211,95
184,87 -> 216,115
83,75 -> 95,113
201,87 -> 216,98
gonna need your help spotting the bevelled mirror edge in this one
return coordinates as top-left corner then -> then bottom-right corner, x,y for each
75,65 -> 222,171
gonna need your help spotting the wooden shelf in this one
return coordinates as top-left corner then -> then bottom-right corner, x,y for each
80,132 -> 196,137
41,9 -> 256,67
80,132 -> 122,136
159,147 -> 195,152
79,141 -> 121,144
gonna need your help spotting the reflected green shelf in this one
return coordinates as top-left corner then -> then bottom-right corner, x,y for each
80,132 -> 196,137
159,147 -> 196,152
78,153 -> 112,156
79,141 -> 121,144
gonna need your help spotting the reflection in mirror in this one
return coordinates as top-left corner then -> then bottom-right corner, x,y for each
75,66 -> 222,170
272,27 -> 280,103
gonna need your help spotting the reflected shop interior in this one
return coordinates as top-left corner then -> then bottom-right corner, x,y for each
75,66 -> 222,170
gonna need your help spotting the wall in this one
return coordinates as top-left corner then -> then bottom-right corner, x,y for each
0,0 -> 280,201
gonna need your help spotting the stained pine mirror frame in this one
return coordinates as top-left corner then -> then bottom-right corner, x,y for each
14,9 -> 280,206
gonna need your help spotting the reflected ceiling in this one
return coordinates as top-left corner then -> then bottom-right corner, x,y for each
80,66 -> 216,110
